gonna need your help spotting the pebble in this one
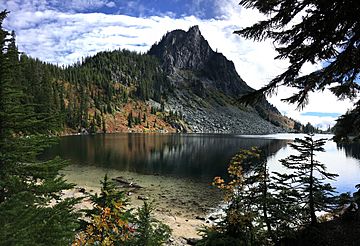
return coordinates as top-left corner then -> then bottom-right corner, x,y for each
195,215 -> 205,221
137,195 -> 149,201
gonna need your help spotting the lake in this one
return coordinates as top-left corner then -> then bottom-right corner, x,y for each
42,133 -> 360,217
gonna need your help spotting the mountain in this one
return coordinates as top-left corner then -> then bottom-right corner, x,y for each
148,26 -> 294,134
15,26 -> 297,135
149,26 -> 251,96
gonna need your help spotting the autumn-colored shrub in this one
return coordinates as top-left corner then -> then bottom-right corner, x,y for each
73,175 -> 134,246
73,175 -> 171,246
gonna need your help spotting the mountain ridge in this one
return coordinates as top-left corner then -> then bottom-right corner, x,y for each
147,25 -> 293,133
148,25 -> 252,97
14,26 -> 297,134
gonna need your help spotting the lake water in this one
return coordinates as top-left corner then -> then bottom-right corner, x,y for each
41,133 -> 360,219
43,133 -> 360,195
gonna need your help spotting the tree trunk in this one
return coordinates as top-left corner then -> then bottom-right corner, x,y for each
262,161 -> 275,242
309,146 -> 317,225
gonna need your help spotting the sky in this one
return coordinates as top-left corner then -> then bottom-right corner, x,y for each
0,0 -> 355,129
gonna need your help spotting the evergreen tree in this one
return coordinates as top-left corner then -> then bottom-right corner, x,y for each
274,135 -> 338,225
128,111 -> 133,127
143,113 -> 147,123
303,122 -> 316,134
199,137 -> 340,245
150,106 -> 156,114
101,114 -> 107,133
8,34 -> 169,133
75,176 -> 172,246
203,148 -> 277,245
0,11 -> 79,245
236,0 -> 360,140
89,117 -> 97,134
137,111 -> 141,125
334,106 -> 360,142
75,175 -> 134,245
128,201 -> 171,246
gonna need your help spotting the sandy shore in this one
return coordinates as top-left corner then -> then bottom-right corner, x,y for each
61,165 -> 223,245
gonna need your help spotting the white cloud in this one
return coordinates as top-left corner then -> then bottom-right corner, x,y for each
209,0 -> 355,128
66,0 -> 111,11
188,0 -> 206,17
0,0 -> 117,13
1,0 -> 355,128
106,1 -> 116,8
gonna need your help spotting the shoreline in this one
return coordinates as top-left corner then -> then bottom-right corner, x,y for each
61,168 -> 223,245
63,185 -> 213,245
58,129 -> 294,138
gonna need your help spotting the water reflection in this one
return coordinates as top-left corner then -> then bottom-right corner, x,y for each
261,134 -> 360,193
42,133 -> 360,193
337,142 -> 360,160
42,133 -> 289,182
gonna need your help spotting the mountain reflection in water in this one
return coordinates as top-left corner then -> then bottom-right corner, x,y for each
42,133 -> 360,193
42,133 -> 289,182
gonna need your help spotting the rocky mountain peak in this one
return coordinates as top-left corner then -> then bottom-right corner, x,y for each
147,26 -> 291,132
188,25 -> 200,33
148,26 -> 213,72
187,25 -> 201,39
148,26 -> 252,96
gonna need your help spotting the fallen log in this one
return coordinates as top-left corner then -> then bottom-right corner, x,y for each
112,176 -> 142,189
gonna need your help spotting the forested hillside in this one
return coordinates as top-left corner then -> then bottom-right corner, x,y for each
17,50 -> 178,134
7,26 -> 298,135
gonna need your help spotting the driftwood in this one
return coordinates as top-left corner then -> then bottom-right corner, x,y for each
112,176 -> 142,189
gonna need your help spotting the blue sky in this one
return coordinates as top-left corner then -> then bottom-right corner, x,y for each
0,0 -> 354,129
90,0 -> 218,19
302,112 -> 341,118
4,0 -> 221,19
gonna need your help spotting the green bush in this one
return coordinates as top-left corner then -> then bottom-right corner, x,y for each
196,227 -> 245,246
128,201 -> 171,246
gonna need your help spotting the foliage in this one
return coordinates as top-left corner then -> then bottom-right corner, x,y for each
128,111 -> 133,128
354,184 -> 360,205
74,175 -> 134,245
16,46 -> 169,132
199,135 -> 341,245
74,176 -> 171,246
127,201 -> 171,246
196,227 -> 245,246
0,10 -> 79,245
273,135 -> 338,225
236,0 -> 360,140
333,105 -> 360,142
199,148 -> 276,245
1,196 -> 79,246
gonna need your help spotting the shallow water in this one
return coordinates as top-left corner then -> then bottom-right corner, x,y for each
42,133 -> 360,215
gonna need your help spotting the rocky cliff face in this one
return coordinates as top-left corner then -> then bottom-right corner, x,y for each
149,26 -> 294,134
149,26 -> 212,71
149,26 -> 251,97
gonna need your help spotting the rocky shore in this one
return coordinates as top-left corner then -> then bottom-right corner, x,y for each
61,167 -> 224,245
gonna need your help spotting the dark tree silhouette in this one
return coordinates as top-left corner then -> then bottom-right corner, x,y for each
274,135 -> 338,225
235,0 -> 360,140
0,10 -> 79,244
